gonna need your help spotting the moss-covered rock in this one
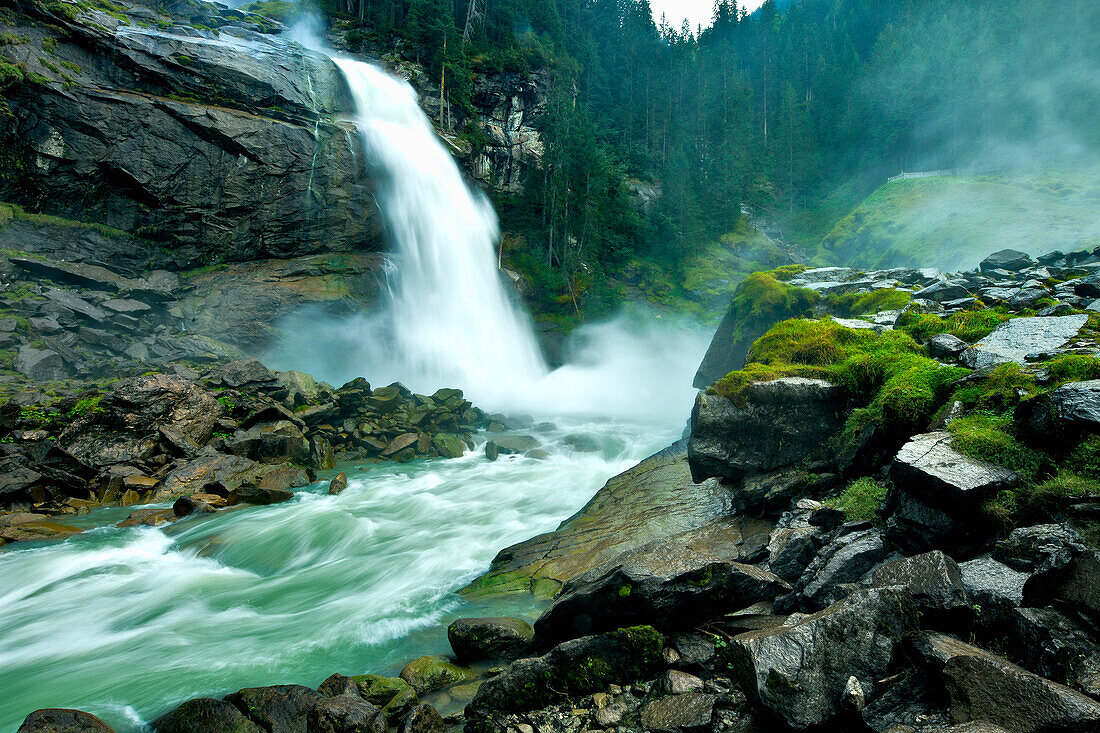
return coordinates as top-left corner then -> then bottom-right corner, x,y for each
398,656 -> 472,695
350,675 -> 414,707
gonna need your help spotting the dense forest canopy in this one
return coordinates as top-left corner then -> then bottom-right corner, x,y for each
305,0 -> 1100,316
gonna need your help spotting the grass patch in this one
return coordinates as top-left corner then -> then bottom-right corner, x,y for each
952,364 -> 1039,413
896,307 -> 1012,343
828,288 -> 911,317
0,200 -> 128,238
948,413 -> 1047,483
68,394 -> 102,419
825,477 -> 887,524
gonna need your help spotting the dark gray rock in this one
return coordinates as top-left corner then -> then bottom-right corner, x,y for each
764,525 -> 822,584
447,617 -> 534,664
638,693 -> 717,732
958,555 -> 1029,628
17,709 -> 114,733
689,379 -> 848,483
871,550 -> 968,614
60,374 -> 221,466
859,672 -> 951,732
534,537 -> 789,647
1052,380 -> 1100,429
212,359 -> 278,388
44,289 -> 106,322
397,705 -> 443,733
465,627 -> 664,729
15,346 -> 71,381
942,651 -> 1100,733
927,333 -> 970,359
795,528 -> 885,610
980,250 -> 1035,272
1008,288 -> 1047,310
307,696 -> 386,733
225,421 -> 310,465
224,685 -> 324,733
316,674 -> 360,698
233,486 -> 295,505
1009,607 -> 1100,697
728,588 -> 915,730
153,698 -> 262,733
960,315 -> 1088,369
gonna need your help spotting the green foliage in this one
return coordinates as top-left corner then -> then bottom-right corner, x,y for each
712,318 -> 967,439
41,37 -> 57,54
217,393 -> 234,410
825,477 -> 888,524
1044,354 -> 1100,385
948,414 -> 1046,483
68,394 -> 103,419
896,308 -> 1012,343
952,364 -> 1039,413
19,405 -> 51,426
243,1 -> 298,23
828,288 -> 911,317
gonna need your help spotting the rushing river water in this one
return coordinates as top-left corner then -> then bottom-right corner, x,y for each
0,412 -> 692,732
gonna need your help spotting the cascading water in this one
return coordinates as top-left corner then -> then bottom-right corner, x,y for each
333,59 -> 548,398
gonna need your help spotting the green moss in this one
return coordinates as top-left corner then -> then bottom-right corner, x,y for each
896,308 -> 1012,344
952,364 -> 1039,413
19,405 -> 51,426
948,414 -> 1046,483
772,264 -> 809,281
0,33 -> 29,46
0,200 -> 128,238
829,288 -> 911,317
1044,354 -> 1100,385
68,394 -> 102,418
825,477 -> 888,524
41,37 -> 57,54
0,349 -> 13,369
712,319 -> 967,439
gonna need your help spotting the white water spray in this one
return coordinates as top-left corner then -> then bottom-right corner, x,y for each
334,59 -> 548,398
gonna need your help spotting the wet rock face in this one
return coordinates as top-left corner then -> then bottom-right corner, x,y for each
959,315 -> 1089,370
688,378 -> 849,484
727,588 -> 915,730
1,3 -> 377,265
447,617 -> 535,664
17,709 -> 115,733
533,537 -> 790,647
152,697 -> 262,733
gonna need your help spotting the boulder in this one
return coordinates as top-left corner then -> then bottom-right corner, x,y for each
927,333 -> 970,360
914,280 -> 971,302
688,379 -> 848,483
654,670 -> 705,695
871,550 -> 969,614
638,693 -> 717,733
61,374 -> 222,467
211,360 -> 278,389
793,527 -> 884,610
316,674 -> 360,698
328,472 -> 348,496
980,250 -> 1035,272
152,698 -> 262,733
398,705 -> 443,733
172,495 -> 217,518
942,651 -> 1100,732
1052,380 -> 1100,429
960,315 -> 1088,369
447,617 -> 535,664
225,421 -> 310,464
399,656 -> 472,695
232,486 -> 295,506
465,627 -> 664,730
886,433 -> 1016,552
307,696 -> 386,733
1009,607 -> 1100,697
958,555 -> 1029,628
14,346 -> 71,381
223,685 -> 324,733
534,537 -> 789,647
349,676 -> 414,707
17,709 -> 114,733
727,588 -> 915,730
157,454 -> 281,501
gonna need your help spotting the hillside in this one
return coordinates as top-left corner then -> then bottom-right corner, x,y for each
817,170 -> 1100,272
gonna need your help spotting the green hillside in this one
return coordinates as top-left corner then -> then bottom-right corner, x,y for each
817,169 -> 1100,271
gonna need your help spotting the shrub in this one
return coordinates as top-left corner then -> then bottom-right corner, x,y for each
825,477 -> 887,524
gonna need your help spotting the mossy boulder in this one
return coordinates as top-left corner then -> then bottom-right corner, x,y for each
465,626 -> 664,733
152,698 -> 262,733
350,675 -> 414,706
398,656 -> 472,695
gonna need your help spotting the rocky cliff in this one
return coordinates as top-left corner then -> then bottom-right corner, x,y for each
1,0 -> 378,266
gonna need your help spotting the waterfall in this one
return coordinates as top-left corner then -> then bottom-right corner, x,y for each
333,58 -> 548,399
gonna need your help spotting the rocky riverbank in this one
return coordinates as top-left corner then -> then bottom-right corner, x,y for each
14,246 -> 1100,733
0,357 -> 489,543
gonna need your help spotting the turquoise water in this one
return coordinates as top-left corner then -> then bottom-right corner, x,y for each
0,418 -> 678,732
